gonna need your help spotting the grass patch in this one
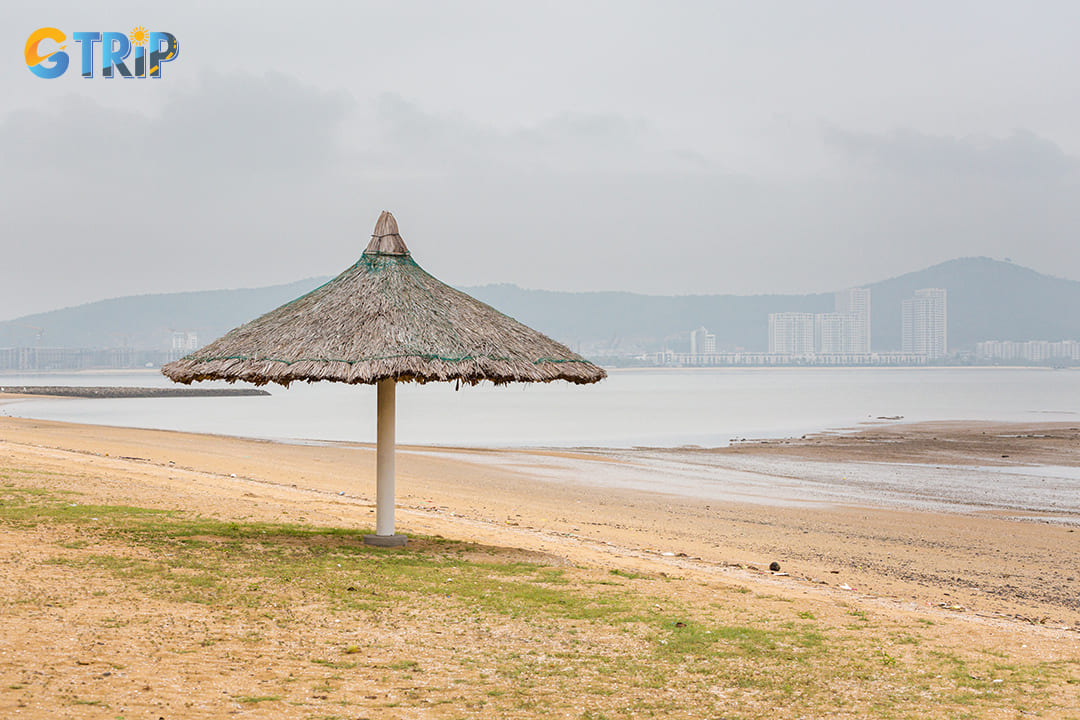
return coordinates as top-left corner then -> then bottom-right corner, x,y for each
385,660 -> 420,671
609,569 -> 645,580
0,477 -> 1075,719
312,658 -> 357,670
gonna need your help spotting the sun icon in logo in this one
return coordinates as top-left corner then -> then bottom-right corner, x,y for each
129,26 -> 149,46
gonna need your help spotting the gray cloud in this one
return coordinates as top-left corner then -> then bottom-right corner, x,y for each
0,73 -> 358,319
824,127 -> 1079,181
366,93 -> 702,176
4,2 -> 1080,325
157,72 -> 351,174
5,80 -> 1080,321
2,72 -> 351,180
0,97 -> 148,172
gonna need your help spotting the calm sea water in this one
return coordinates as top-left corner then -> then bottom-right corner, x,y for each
2,367 -> 1079,449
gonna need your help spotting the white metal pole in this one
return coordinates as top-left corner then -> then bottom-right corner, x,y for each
375,378 -> 396,536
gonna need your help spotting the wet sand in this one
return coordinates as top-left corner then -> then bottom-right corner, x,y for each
722,420 -> 1080,466
0,416 -> 1078,631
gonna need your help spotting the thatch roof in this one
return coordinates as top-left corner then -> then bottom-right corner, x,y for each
162,212 -> 606,388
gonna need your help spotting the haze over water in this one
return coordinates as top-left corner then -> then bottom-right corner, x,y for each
2,367 -> 1078,449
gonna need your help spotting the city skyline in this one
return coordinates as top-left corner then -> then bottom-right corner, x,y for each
768,288 -> 873,357
3,255 -> 1079,369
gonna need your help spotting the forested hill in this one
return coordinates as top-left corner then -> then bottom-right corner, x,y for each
464,257 -> 1080,352
2,257 -> 1076,353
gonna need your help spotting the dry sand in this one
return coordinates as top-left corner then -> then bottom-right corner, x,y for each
0,417 -> 1078,625
0,416 -> 1077,717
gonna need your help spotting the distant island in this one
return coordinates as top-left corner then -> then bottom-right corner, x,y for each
2,257 -> 1079,370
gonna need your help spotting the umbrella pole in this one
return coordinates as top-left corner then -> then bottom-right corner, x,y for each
364,379 -> 407,547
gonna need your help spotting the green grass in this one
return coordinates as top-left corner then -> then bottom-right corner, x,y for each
385,660 -> 420,671
235,695 -> 281,703
608,569 -> 646,580
311,658 -> 358,669
0,478 -> 1076,719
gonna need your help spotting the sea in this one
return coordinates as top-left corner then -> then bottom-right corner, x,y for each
4,366 -> 1080,518
1,367 -> 1078,449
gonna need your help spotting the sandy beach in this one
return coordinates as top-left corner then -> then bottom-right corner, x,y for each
0,415 -> 1077,717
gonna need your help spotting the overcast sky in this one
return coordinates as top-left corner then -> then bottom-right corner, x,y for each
3,1 -> 1080,319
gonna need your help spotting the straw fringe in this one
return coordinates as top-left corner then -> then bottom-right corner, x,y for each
163,217 -> 605,388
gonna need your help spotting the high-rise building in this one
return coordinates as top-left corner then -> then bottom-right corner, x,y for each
835,288 -> 871,352
901,288 -> 947,358
768,313 -> 815,354
690,326 -> 716,356
815,313 -> 853,354
172,331 -> 199,352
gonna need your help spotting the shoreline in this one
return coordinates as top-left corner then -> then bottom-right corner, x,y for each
4,401 -> 1079,519
1,416 -> 1078,631
13,400 -> 1077,521
3,366 -> 1079,453
603,364 -> 1079,372
3,365 -> 1073,377
0,385 -> 269,399
717,419 -> 1080,465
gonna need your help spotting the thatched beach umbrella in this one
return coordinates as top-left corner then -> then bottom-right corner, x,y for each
163,211 -> 605,546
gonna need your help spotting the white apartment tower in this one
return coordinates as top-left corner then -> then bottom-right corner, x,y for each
171,331 -> 199,354
690,326 -> 717,355
901,288 -> 947,358
814,312 -> 852,354
769,313 -> 815,354
834,288 -> 871,352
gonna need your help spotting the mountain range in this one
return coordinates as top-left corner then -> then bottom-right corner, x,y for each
1,257 -> 1077,354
